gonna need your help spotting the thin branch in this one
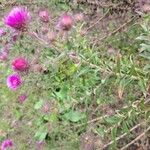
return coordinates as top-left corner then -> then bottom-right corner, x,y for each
120,126 -> 150,150
92,16 -> 139,45
75,98 -> 142,128
27,32 -> 61,53
85,9 -> 110,33
77,0 -> 130,10
103,123 -> 141,149
75,115 -> 110,128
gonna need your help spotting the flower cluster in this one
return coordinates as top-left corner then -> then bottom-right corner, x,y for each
1,6 -> 84,148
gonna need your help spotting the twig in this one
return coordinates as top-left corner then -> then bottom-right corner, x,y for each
120,126 -> 150,150
103,123 -> 141,149
93,16 -> 138,45
75,115 -> 110,128
77,0 -> 129,10
85,9 -> 110,33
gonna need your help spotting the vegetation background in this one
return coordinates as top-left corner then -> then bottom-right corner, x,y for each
0,0 -> 150,149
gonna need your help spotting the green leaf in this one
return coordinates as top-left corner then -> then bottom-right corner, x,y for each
141,23 -> 148,32
111,127 -> 117,148
44,113 -> 58,122
64,110 -> 86,122
122,122 -> 129,134
96,127 -> 105,138
34,100 -> 43,110
104,116 -> 120,125
34,126 -> 48,141
140,43 -> 150,52
136,35 -> 149,41
55,84 -> 69,101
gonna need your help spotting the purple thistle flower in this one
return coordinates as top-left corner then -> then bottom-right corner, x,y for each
6,74 -> 22,90
3,7 -> 30,31
1,139 -> 13,150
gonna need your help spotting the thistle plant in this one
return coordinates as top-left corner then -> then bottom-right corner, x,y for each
0,1 -> 150,149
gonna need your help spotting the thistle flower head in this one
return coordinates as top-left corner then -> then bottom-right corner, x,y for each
11,57 -> 29,72
1,139 -> 13,150
4,7 -> 30,31
56,14 -> 73,31
6,74 -> 22,90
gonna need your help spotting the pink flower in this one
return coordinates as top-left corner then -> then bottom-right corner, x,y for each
11,57 -> 29,72
38,10 -> 49,22
4,7 -> 30,31
1,139 -> 13,150
6,74 -> 22,90
56,14 -> 73,31
18,94 -> 27,103
0,28 -> 6,37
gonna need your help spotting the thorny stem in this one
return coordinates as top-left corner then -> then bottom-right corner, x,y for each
27,32 -> 61,53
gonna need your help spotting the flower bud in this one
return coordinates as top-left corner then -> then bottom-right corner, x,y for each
18,94 -> 27,103
56,14 -> 73,31
47,31 -> 56,42
39,10 -> 49,22
32,64 -> 43,73
11,57 -> 29,72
